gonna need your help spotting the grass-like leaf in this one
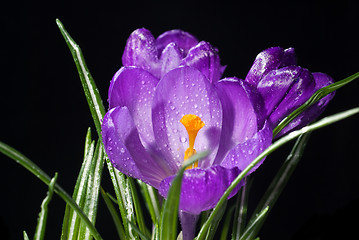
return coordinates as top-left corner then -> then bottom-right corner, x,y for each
128,178 -> 151,238
160,152 -> 208,240
100,187 -> 126,240
232,177 -> 252,240
203,201 -> 227,240
56,19 -> 136,239
243,133 -> 311,239
196,107 -> 359,240
138,180 -> 161,225
127,220 -> 151,240
78,141 -> 105,239
23,231 -> 30,240
61,132 -> 96,240
273,72 -> 359,136
34,173 -> 58,240
239,207 -> 269,240
56,19 -> 105,138
0,142 -> 103,240
219,206 -> 235,240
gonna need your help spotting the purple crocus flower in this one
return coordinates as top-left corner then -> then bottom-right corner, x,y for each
121,28 -> 226,82
101,29 -> 272,217
245,47 -> 335,137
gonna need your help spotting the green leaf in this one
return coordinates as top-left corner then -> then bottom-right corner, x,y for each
244,133 -> 311,239
273,72 -> 359,136
56,19 -> 133,239
138,181 -> 161,225
232,177 -> 252,240
160,152 -> 208,240
56,19 -> 105,138
239,207 -> 269,240
100,187 -> 126,240
128,178 -> 151,238
61,137 -> 96,240
0,142 -> 103,240
203,201 -> 227,240
220,206 -> 235,240
127,220 -> 151,240
34,173 -> 58,240
78,141 -> 105,240
23,231 -> 30,240
196,107 -> 359,240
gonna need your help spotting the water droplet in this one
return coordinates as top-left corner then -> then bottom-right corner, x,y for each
180,137 -> 187,143
120,148 -> 125,153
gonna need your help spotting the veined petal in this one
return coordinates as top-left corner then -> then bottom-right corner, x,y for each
257,66 -> 316,128
213,78 -> 258,164
102,106 -> 171,188
122,28 -> 159,76
245,47 -> 296,86
159,165 -> 242,214
182,41 -> 225,83
220,121 -> 272,174
277,72 -> 335,137
108,67 -> 159,146
152,67 -> 223,171
155,29 -> 198,57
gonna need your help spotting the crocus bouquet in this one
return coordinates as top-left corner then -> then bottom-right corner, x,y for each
1,19 -> 358,240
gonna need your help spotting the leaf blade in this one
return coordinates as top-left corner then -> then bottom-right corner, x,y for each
196,107 -> 359,240
0,141 -> 103,240
34,173 -> 58,240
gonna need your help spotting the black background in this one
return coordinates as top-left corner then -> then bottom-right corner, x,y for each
1,0 -> 358,239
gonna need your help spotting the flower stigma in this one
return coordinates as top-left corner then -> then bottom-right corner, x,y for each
180,114 -> 205,169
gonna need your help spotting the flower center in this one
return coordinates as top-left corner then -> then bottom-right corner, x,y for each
180,114 -> 205,169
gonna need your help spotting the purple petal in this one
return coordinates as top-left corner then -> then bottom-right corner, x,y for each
108,67 -> 159,146
182,41 -> 225,83
102,106 -> 171,188
277,72 -> 335,137
152,67 -> 223,172
159,43 -> 183,78
213,78 -> 259,164
122,28 -> 159,77
257,66 -> 316,128
220,121 -> 272,174
159,165 -> 242,214
155,29 -> 198,57
245,47 -> 297,86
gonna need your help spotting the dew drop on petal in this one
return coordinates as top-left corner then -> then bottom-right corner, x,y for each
180,137 -> 187,143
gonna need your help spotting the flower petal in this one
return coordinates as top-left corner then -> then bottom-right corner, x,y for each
220,121 -> 272,174
245,47 -> 296,86
102,106 -> 171,188
257,66 -> 316,128
108,67 -> 159,146
159,43 -> 183,78
182,41 -> 225,83
159,165 -> 242,214
213,78 -> 259,164
277,72 -> 335,137
152,67 -> 223,171
122,28 -> 159,76
155,29 -> 198,57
